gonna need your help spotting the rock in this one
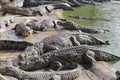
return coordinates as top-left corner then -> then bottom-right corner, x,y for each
76,61 -> 117,80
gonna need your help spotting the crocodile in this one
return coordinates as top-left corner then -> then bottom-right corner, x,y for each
26,18 -> 110,33
69,16 -> 111,22
26,19 -> 57,31
2,64 -> 82,80
18,45 -> 120,70
0,40 -> 33,51
1,3 -> 73,16
57,20 -> 110,33
18,31 -> 110,64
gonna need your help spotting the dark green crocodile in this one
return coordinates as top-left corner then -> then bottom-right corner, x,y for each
18,45 -> 120,70
69,16 -> 111,22
57,20 -> 110,33
41,31 -> 110,52
0,40 -> 33,51
3,64 -> 82,80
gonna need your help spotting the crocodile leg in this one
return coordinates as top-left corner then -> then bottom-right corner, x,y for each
70,36 -> 81,46
49,61 -> 63,71
83,50 -> 96,69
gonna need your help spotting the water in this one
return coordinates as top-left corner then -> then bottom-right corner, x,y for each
63,1 -> 120,70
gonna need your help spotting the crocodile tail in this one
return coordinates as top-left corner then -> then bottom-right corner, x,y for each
93,50 -> 120,61
53,3 -> 73,10
58,64 -> 82,80
90,36 -> 110,45
0,40 -> 33,51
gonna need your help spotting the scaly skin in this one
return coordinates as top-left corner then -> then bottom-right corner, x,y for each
26,19 -> 57,31
1,3 -> 72,16
0,40 -> 33,51
57,20 -> 110,33
3,64 -> 82,80
19,31 -> 110,63
69,16 -> 111,22
116,71 -> 120,79
18,45 -> 119,70
13,18 -> 38,37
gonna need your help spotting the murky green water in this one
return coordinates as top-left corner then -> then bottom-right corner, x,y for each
63,1 -> 120,70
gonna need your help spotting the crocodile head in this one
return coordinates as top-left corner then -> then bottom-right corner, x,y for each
18,45 -> 46,70
18,46 -> 40,61
18,56 -> 47,70
18,42 -> 44,61
38,19 -> 56,31
15,23 -> 32,37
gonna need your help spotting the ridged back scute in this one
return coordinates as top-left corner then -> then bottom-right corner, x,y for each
85,45 -> 120,61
